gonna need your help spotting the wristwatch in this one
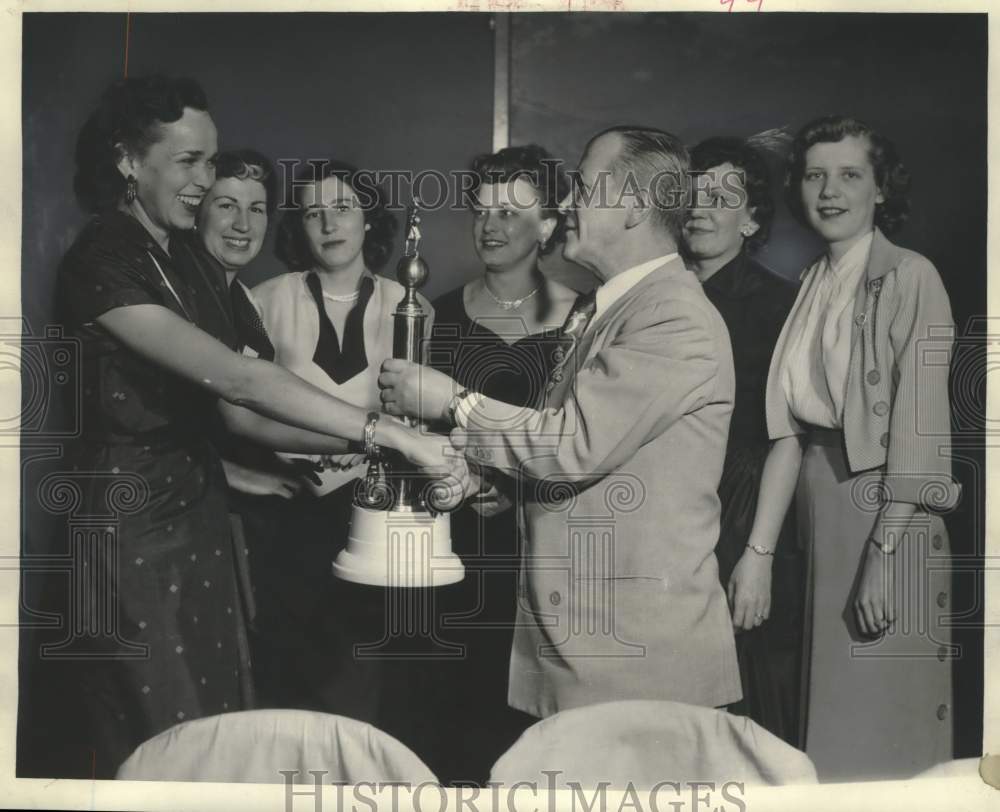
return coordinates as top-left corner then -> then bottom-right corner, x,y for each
868,535 -> 897,555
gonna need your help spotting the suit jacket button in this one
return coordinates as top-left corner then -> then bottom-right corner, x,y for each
932,534 -> 943,550
880,432 -> 890,448
552,350 -> 565,363
867,370 -> 881,385
936,704 -> 948,721
552,370 -> 564,383
873,401 -> 889,416
937,591 -> 948,608
549,591 -> 561,606
936,646 -> 948,662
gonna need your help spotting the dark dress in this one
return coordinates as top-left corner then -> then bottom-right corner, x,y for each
700,249 -> 803,746
44,212 -> 252,777
416,285 -> 561,784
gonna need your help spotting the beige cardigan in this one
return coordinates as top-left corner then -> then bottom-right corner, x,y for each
766,227 -> 960,510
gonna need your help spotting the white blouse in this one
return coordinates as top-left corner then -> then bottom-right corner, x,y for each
776,230 -> 874,429
250,270 -> 433,495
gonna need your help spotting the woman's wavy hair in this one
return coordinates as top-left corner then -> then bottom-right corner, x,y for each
275,160 -> 397,271
785,115 -> 911,235
466,144 -> 570,257
689,136 -> 776,251
73,75 -> 210,213
212,149 -> 278,215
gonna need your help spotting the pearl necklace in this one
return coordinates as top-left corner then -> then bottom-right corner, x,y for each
322,289 -> 361,304
484,281 -> 539,311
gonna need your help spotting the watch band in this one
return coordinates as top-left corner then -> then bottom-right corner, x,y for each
446,388 -> 471,426
746,542 -> 775,557
869,535 -> 897,555
363,411 -> 381,458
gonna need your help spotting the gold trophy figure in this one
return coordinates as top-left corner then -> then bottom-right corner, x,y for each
332,204 -> 464,587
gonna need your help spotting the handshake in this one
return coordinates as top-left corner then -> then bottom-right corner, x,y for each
376,358 -> 478,512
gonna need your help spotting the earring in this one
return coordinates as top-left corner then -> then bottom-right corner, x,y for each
125,174 -> 138,204
364,223 -> 371,232
740,225 -> 754,237
538,238 -> 548,250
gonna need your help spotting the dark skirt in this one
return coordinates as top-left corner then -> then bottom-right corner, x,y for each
27,437 -> 252,778
714,443 -> 804,746
238,483 -> 390,723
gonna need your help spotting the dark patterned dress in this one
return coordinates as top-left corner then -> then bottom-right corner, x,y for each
416,284 -> 562,784
51,211 -> 252,776
700,249 -> 803,745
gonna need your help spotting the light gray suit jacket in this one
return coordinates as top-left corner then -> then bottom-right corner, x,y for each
462,256 -> 742,717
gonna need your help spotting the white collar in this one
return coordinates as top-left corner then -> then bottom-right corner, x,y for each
827,229 -> 874,277
594,253 -> 678,320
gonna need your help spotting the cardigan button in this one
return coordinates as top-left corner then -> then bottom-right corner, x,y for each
855,312 -> 867,326
873,401 -> 889,417
880,432 -> 890,448
867,370 -> 881,385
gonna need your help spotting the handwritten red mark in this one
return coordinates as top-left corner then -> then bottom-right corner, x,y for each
123,13 -> 132,78
721,0 -> 764,10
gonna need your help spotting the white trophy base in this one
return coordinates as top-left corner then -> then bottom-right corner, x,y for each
332,505 -> 464,588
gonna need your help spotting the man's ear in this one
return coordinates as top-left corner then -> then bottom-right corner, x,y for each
624,187 -> 654,230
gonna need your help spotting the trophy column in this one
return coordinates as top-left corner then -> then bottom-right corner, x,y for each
332,206 -> 464,588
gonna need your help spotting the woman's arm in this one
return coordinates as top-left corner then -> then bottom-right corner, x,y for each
728,434 -> 805,631
97,304 -> 437,467
221,458 -> 303,499
218,401 -> 351,454
746,434 -> 806,552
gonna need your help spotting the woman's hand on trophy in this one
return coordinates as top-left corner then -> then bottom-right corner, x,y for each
379,359 -> 457,422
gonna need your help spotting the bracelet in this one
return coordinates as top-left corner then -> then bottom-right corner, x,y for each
868,535 -> 897,555
746,542 -> 775,557
446,388 -> 471,426
363,411 -> 381,459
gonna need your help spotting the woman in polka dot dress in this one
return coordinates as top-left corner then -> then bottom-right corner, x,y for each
48,75 -> 468,778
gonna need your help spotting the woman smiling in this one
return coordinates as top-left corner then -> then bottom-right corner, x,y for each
754,116 -> 958,779
47,77 -> 466,777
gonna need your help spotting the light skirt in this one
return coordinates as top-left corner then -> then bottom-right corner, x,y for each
797,429 -> 953,781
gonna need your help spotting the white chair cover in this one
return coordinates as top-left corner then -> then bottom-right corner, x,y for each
116,709 -> 437,784
490,700 -> 817,788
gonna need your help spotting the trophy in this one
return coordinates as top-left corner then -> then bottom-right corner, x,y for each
332,203 -> 465,588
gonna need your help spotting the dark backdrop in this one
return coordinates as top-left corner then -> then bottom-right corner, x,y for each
20,11 -> 986,769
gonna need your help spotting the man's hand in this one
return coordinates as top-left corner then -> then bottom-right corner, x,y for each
379,359 -> 458,423
395,427 -> 475,511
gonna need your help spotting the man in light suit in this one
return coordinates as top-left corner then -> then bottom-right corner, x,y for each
380,127 -> 741,717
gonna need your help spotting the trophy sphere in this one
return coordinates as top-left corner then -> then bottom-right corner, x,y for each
397,255 -> 429,290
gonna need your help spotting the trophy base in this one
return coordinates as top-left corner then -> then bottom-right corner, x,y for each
332,505 -> 464,588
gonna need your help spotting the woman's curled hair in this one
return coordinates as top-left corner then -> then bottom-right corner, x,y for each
213,149 -> 278,215
466,144 -> 570,257
785,115 -> 911,235
74,75 -> 210,213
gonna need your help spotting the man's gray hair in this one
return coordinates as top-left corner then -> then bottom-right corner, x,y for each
592,126 -> 690,240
